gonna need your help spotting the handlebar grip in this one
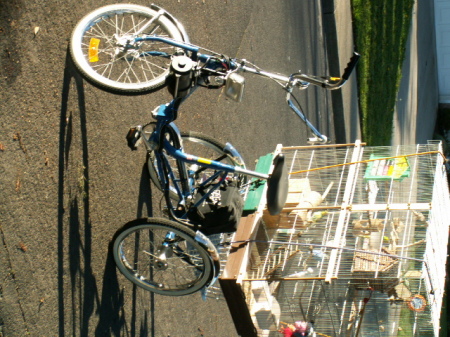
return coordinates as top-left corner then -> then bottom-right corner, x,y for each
341,52 -> 360,80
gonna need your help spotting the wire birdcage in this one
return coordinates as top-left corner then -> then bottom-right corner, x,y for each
223,141 -> 449,337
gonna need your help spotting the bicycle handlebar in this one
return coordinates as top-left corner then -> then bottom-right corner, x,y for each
142,36 -> 360,91
291,52 -> 360,90
140,35 -> 360,144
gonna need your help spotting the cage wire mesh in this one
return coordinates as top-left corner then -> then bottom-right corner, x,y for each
236,141 -> 449,336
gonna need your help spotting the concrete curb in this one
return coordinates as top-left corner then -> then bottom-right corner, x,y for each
321,0 -> 361,144
321,0 -> 346,144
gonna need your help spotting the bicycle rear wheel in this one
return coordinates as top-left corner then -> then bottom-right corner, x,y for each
145,124 -> 246,199
70,4 -> 186,93
113,218 -> 214,296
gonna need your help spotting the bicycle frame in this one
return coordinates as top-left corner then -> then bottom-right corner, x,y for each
87,3 -> 357,296
120,15 -> 358,294
135,103 -> 273,292
141,102 -> 269,225
157,137 -> 268,217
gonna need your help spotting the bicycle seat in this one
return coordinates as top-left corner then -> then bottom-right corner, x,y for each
266,154 -> 288,215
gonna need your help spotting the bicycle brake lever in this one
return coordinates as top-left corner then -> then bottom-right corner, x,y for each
126,127 -> 142,151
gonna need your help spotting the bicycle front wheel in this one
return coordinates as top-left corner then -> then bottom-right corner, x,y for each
70,4 -> 186,93
113,218 -> 214,296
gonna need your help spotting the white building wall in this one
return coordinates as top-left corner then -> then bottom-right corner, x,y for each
435,0 -> 450,103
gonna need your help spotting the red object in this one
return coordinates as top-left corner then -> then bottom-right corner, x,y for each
280,321 -> 311,336
281,327 -> 294,337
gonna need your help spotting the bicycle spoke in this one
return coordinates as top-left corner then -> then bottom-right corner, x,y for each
149,24 -> 160,35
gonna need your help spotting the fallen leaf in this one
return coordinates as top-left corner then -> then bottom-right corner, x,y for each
17,242 -> 27,252
13,132 -> 27,153
15,173 -> 21,192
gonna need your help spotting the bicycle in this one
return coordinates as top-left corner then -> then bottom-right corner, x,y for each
70,4 -> 359,296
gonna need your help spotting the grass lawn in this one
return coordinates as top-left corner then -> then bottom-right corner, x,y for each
351,0 -> 415,145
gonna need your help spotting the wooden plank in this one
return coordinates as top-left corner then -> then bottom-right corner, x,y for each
221,214 -> 257,280
281,142 -> 365,150
350,203 -> 432,211
220,214 -> 260,337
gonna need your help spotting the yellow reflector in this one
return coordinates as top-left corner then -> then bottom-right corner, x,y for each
198,158 -> 212,165
89,38 -> 100,62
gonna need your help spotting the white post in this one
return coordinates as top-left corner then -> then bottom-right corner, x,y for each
325,141 -> 363,283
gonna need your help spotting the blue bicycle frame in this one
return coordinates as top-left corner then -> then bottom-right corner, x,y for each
147,100 -> 269,224
131,33 -> 359,225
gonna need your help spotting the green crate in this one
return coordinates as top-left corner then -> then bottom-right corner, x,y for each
243,153 -> 274,212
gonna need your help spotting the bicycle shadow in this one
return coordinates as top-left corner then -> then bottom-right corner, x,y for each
58,50 -> 100,336
97,164 -> 156,337
58,49 -> 156,337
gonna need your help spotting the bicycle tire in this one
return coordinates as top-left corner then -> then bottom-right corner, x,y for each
70,4 -> 186,93
145,124 -> 246,199
113,217 -> 214,296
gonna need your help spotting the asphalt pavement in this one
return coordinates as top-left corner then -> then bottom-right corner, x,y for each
0,1 -> 438,336
0,1 -> 331,336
